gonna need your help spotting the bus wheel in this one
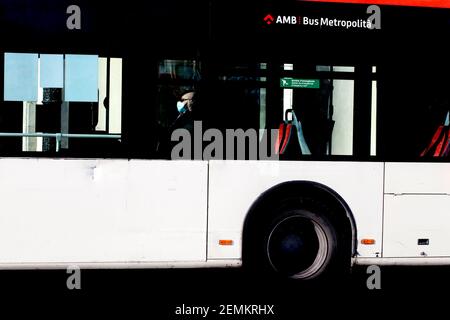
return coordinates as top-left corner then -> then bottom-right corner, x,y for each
248,200 -> 339,281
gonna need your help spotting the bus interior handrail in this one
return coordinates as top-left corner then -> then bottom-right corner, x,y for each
0,132 -> 121,152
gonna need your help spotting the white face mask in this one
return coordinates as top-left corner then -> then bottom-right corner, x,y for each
177,101 -> 187,113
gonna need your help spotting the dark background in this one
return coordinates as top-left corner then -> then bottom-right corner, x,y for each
1,266 -> 450,318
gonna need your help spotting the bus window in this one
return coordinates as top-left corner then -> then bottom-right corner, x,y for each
155,59 -> 267,160
155,59 -> 376,160
379,64 -> 450,160
154,59 -> 201,158
201,61 -> 265,160
281,64 -> 356,157
371,66 -> 377,157
1,53 -> 123,157
332,79 -> 355,156
206,62 -> 264,131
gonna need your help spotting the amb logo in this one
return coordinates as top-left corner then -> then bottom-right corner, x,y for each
263,5 -> 381,30
264,14 -> 301,25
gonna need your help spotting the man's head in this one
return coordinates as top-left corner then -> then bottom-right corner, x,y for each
180,91 -> 195,112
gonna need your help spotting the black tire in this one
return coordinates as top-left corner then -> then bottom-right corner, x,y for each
245,198 -> 340,281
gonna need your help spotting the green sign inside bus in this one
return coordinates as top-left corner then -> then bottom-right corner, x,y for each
280,78 -> 320,89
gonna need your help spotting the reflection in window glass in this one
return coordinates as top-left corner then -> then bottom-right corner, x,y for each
332,66 -> 355,72
4,53 -> 38,102
64,54 -> 99,102
1,53 -> 123,155
158,60 -> 201,81
284,63 -> 294,71
40,54 -> 64,89
371,80 -> 377,156
316,65 -> 331,72
97,58 -> 108,132
109,58 -> 123,134
331,80 -> 354,156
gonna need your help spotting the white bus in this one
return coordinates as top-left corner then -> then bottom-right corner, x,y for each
0,0 -> 449,281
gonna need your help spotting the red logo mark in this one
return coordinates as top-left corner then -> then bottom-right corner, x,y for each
264,14 -> 274,25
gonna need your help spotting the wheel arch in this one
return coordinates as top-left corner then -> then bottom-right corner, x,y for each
242,180 -> 357,260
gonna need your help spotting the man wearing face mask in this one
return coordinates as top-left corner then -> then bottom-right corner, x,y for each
156,90 -> 197,159
171,91 -> 196,134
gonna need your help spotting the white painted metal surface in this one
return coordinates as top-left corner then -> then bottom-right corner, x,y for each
355,257 -> 450,266
207,160 -> 384,260
383,162 -> 450,258
0,158 -> 208,264
385,162 -> 450,194
0,260 -> 241,270
4,158 -> 450,268
383,194 -> 450,257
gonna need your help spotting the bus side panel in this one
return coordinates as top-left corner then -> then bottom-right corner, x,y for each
207,160 -> 384,260
385,162 -> 450,194
384,195 -> 450,257
0,159 -> 208,264
384,162 -> 450,257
